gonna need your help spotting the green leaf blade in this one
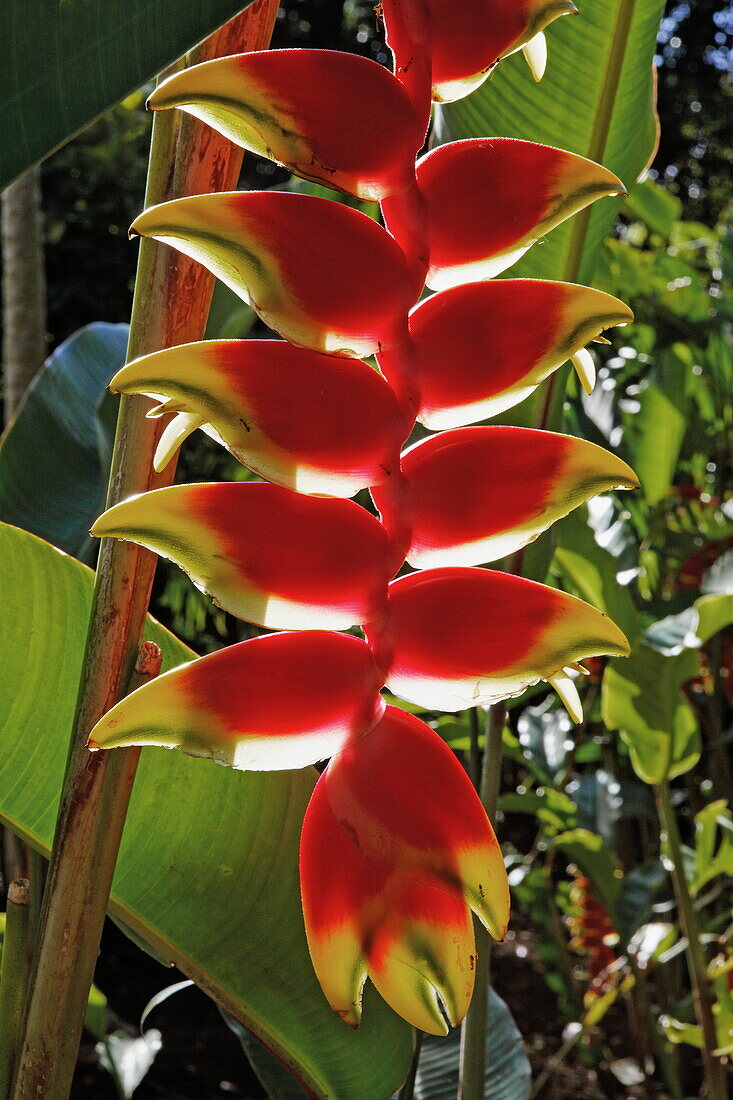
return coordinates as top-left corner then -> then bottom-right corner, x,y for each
0,1 -> 257,189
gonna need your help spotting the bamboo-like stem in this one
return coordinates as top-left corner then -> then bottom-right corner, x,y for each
0,880 -> 31,1096
2,166 -> 47,424
654,780 -> 728,1100
458,703 -> 505,1100
10,8 -> 279,1098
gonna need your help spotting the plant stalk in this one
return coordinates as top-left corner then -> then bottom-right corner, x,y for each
654,780 -> 728,1100
10,7 -> 279,1098
0,880 -> 32,1096
458,703 -> 505,1100
2,166 -> 47,425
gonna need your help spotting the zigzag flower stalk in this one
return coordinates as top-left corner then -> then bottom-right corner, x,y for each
88,1 -> 637,1042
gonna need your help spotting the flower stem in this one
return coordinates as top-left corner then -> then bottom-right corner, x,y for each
654,779 -> 728,1100
10,8 -> 278,1098
0,880 -> 31,1096
458,703 -> 505,1100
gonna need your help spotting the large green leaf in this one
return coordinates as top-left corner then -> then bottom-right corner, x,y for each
0,1 -> 256,190
437,0 -> 665,284
553,509 -> 640,643
626,345 -> 692,506
601,643 -> 701,784
0,323 -> 128,561
0,522 -> 412,1100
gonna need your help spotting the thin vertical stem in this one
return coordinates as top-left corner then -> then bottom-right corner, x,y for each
0,880 -> 31,1096
2,166 -> 47,424
458,703 -> 505,1100
397,1031 -> 423,1100
654,780 -> 728,1100
10,8 -> 279,1097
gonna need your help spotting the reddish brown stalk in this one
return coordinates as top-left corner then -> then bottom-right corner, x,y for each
11,6 -> 279,1098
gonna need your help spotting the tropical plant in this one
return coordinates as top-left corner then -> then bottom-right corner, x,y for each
2,2 -> 728,1099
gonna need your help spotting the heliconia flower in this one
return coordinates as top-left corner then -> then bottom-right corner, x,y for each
130,191 -> 421,358
371,427 -> 639,569
300,706 -> 509,1034
147,50 -> 425,201
381,139 -> 626,289
109,340 -> 404,494
382,0 -> 577,111
91,482 -> 392,631
365,568 -> 629,719
87,631 -> 385,770
380,279 -> 634,430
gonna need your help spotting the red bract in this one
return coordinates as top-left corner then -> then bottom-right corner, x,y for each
371,426 -> 639,568
130,191 -> 421,357
148,50 -> 426,200
88,631 -> 385,771
382,0 -> 577,117
382,139 -> 625,287
300,706 -> 509,1034
366,568 -> 629,715
92,482 -> 392,630
109,340 -> 405,492
378,279 -> 633,429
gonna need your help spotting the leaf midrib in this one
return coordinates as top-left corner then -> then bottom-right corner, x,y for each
563,0 -> 639,282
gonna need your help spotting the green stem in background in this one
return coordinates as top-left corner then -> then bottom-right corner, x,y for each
0,880 -> 31,1096
10,7 -> 279,1097
397,1030 -> 423,1100
458,703 -> 506,1100
626,956 -> 684,1100
654,780 -> 728,1100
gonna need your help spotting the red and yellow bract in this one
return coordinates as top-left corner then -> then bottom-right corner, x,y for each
131,191 -> 421,357
93,482 -> 392,630
383,279 -> 634,429
89,630 -> 385,771
365,568 -> 629,713
301,707 -> 509,1034
148,50 -> 426,201
371,426 -> 638,567
109,340 -> 406,492
382,138 -> 626,288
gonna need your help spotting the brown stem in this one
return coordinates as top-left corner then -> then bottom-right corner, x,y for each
10,7 -> 279,1098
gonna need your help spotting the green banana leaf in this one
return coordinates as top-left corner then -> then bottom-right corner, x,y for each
0,323 -> 128,562
436,0 -> 665,285
0,1 -> 257,190
0,522 -> 413,1100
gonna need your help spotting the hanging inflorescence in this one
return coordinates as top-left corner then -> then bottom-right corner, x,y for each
88,0 -> 638,1035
